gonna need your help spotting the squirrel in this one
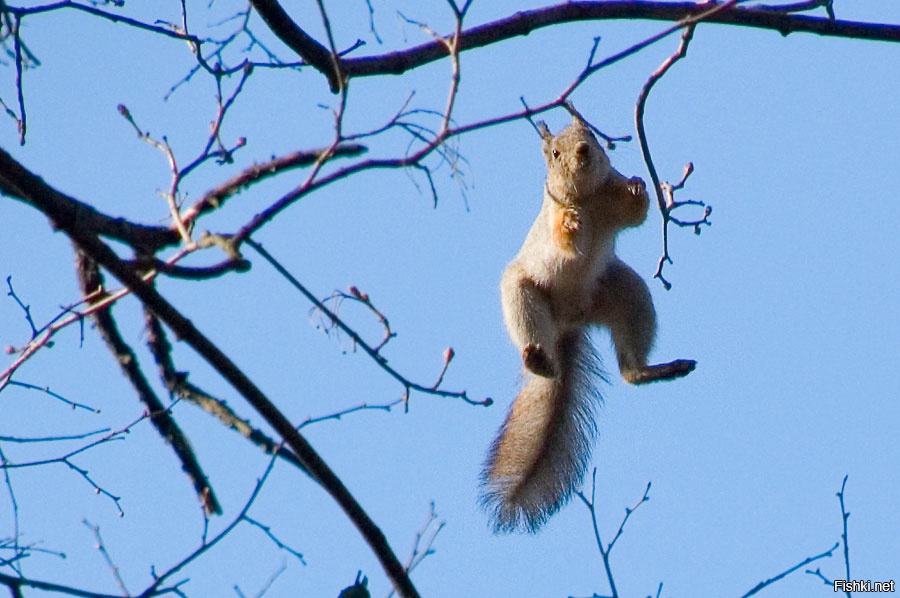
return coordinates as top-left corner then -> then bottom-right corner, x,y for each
480,107 -> 696,533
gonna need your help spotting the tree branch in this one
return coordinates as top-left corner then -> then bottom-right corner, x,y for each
5,156 -> 420,597
740,542 -> 839,597
0,572 -> 127,598
74,249 -> 223,516
248,0 -> 342,91
180,143 -> 366,226
143,310 -> 313,478
0,147 -> 178,251
247,240 -> 491,408
341,1 -> 900,80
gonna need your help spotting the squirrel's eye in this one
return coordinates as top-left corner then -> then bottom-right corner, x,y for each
552,149 -> 560,159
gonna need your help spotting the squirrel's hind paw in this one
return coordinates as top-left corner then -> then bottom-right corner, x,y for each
624,359 -> 696,385
523,344 -> 558,378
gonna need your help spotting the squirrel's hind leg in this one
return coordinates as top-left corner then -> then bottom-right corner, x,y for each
590,260 -> 696,384
501,266 -> 559,378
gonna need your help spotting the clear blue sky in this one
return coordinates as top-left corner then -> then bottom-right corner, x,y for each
1,2 -> 899,597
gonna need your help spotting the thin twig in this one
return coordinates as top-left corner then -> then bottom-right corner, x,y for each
0,442 -> 22,576
243,517 -> 306,564
137,455 -> 279,598
0,245 -> 200,392
83,521 -> 130,596
246,239 -> 491,408
2,380 -> 99,413
837,474 -> 851,597
11,14 -> 25,145
1,416 -> 148,516
5,276 -> 38,339
740,542 -> 839,597
632,2 -> 731,288
805,567 -> 833,586
575,470 -> 652,598
298,400 -> 403,429
386,502 -> 445,598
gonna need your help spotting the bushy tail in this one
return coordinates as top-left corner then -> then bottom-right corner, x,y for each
480,330 -> 605,533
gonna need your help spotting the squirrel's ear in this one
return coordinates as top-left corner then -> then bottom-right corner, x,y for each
570,112 -> 589,130
564,101 -> 589,128
537,121 -> 553,142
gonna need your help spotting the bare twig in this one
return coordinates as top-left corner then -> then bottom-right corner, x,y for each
298,400 -> 403,429
247,239 -> 491,408
0,417 -> 144,516
402,503 -> 445,577
83,521 -> 130,596
740,542 -> 839,597
633,14 -> 710,288
136,455 -> 279,598
11,14 -> 25,145
129,452 -> 349,598
234,563 -> 287,598
5,276 -> 37,339
837,474 -> 851,597
2,380 -> 99,413
118,89 -> 252,246
575,471 -> 652,598
319,286 -> 397,354
0,429 -> 109,443
386,502 -> 445,598
805,567 -> 833,586
5,2 -> 201,43
0,442 -> 22,576
0,246 -> 201,391
243,517 -> 306,564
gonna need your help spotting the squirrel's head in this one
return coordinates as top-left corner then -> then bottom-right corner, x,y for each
539,113 -> 611,198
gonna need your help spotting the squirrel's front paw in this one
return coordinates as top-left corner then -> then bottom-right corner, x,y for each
523,344 -> 557,378
627,177 -> 646,197
560,209 -> 579,233
551,207 -> 580,253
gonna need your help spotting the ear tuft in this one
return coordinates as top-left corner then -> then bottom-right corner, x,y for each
537,121 -> 553,142
565,101 -> 589,129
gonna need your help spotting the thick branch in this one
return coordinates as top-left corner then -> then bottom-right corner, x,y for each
75,250 -> 223,516
248,0 -> 342,91
342,1 -> 900,80
0,147 -> 178,251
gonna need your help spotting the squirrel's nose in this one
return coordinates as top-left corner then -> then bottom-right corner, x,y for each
575,142 -> 590,156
